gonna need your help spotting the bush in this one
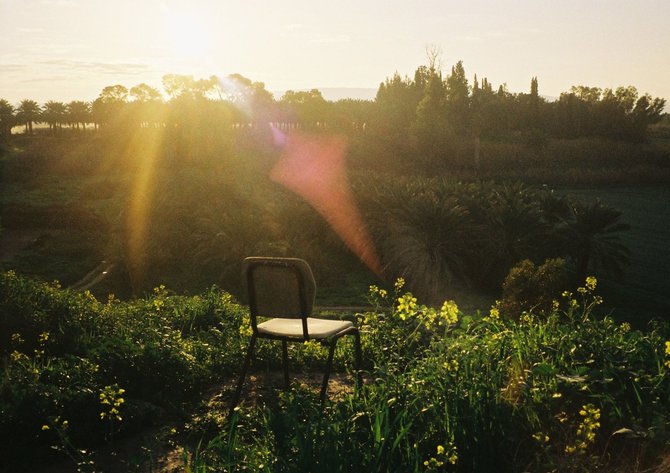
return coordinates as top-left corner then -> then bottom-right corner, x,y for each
499,258 -> 570,318
0,271 -> 249,470
188,280 -> 670,472
2,271 -> 669,472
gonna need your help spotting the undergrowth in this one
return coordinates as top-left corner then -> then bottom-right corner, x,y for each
1,271 -> 669,472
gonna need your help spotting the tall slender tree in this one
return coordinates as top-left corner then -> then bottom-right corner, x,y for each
445,60 -> 470,135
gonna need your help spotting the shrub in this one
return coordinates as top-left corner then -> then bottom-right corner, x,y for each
499,258 -> 570,318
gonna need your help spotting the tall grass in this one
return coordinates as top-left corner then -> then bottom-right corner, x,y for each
1,271 -> 669,470
185,279 -> 670,472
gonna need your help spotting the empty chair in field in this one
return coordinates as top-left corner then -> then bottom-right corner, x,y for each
230,257 -> 362,412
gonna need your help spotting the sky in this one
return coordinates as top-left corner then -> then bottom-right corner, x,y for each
1,0 -> 669,105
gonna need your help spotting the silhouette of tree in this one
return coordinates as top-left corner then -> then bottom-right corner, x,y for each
559,199 -> 631,282
92,85 -> 128,128
66,101 -> 91,130
280,89 -> 328,129
129,83 -> 164,128
162,74 -> 217,100
16,99 -> 41,135
445,60 -> 470,135
412,69 -> 451,167
0,99 -> 15,139
130,83 -> 162,102
41,100 -> 67,132
219,74 -> 275,125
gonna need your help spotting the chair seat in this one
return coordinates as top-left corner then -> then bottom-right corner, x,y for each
257,317 -> 354,339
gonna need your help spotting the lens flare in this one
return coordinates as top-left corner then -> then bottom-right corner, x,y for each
125,130 -> 164,291
270,129 -> 381,275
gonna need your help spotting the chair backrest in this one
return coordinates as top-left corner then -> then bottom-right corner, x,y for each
243,257 -> 316,329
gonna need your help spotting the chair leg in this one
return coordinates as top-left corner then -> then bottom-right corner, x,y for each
353,330 -> 363,389
320,341 -> 336,404
282,340 -> 290,389
229,334 -> 256,417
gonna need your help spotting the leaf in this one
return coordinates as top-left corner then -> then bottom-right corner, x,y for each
611,427 -> 644,438
532,363 -> 557,376
556,373 -> 588,383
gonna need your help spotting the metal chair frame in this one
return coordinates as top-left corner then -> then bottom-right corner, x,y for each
230,257 -> 362,413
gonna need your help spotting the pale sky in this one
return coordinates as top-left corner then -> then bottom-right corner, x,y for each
1,0 -> 669,105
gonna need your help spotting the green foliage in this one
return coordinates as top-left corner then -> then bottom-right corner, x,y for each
0,271 -> 247,470
499,258 -> 570,318
359,176 -> 630,297
1,271 -> 669,471
188,280 -> 670,472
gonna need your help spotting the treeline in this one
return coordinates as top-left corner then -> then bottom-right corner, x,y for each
0,61 -> 665,146
0,73 -> 370,138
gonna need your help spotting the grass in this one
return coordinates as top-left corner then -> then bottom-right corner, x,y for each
2,271 -> 668,472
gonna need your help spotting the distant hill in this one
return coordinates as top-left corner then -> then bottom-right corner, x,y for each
273,87 -> 377,101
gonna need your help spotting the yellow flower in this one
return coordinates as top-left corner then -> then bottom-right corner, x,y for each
585,276 -> 597,291
436,445 -> 445,455
489,307 -> 500,319
41,425 -> 50,431
443,359 -> 459,372
394,278 -> 405,291
396,294 -> 418,320
440,300 -> 459,325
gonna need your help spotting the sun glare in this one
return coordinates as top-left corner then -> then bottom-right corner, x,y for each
161,6 -> 212,62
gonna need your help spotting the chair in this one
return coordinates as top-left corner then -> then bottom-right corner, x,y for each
230,257 -> 362,412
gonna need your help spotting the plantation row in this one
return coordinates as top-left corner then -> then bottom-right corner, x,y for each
1,129 -> 651,311
1,270 -> 669,471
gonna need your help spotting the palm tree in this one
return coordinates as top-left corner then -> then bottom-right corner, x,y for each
16,99 -> 41,135
0,99 -> 15,139
560,199 -> 631,282
66,100 -> 91,130
459,181 -> 551,288
41,101 -> 67,132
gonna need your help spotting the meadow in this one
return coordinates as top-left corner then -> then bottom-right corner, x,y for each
2,124 -> 670,471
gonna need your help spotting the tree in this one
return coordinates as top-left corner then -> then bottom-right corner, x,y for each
412,70 -> 451,167
66,101 -> 91,130
98,84 -> 129,103
129,83 -> 163,128
130,83 -> 162,102
0,99 -> 15,139
560,199 -> 631,282
92,85 -> 128,128
445,60 -> 470,135
41,101 -> 67,132
16,99 -> 41,135
280,89 -> 328,128
218,74 -> 275,124
162,74 -> 216,100
374,72 -> 418,135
